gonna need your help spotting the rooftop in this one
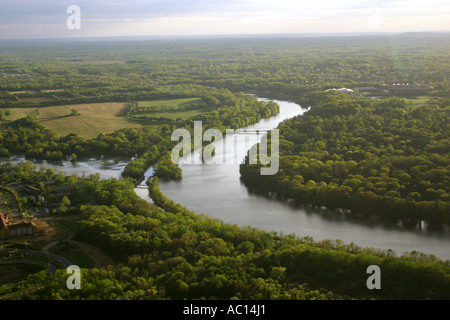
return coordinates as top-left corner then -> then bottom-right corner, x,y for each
0,213 -> 7,229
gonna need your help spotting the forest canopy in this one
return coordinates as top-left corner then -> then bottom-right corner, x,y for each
241,92 -> 450,226
1,34 -> 450,300
1,164 -> 448,300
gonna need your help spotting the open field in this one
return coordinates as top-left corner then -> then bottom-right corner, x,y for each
134,98 -> 207,120
4,98 -> 205,138
400,95 -> 432,106
40,89 -> 65,93
18,97 -> 51,103
5,102 -> 142,139
138,98 -> 202,108
6,91 -> 29,95
367,95 -> 432,107
68,60 -> 127,65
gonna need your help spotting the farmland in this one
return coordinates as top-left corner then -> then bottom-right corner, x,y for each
132,98 -> 207,120
4,102 -> 141,139
366,94 -> 432,108
2,98 -> 208,138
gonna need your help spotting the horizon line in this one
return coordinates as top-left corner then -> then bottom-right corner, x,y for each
1,31 -> 450,42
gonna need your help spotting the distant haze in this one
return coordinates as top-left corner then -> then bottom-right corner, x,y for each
0,0 -> 449,39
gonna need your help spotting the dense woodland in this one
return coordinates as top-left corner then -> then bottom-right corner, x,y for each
0,34 -> 450,300
241,92 -> 450,226
1,164 -> 449,300
1,35 -> 449,107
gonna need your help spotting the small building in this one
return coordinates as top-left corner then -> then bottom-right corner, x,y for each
8,221 -> 38,237
382,83 -> 433,95
0,213 -> 38,238
325,88 -> 354,95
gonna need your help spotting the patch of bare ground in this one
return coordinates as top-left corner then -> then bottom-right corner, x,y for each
67,239 -> 116,268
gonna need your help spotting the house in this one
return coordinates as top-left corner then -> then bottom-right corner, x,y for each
0,212 -> 38,238
8,221 -> 38,237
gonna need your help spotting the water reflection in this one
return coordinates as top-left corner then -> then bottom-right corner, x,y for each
2,155 -> 131,180
244,180 -> 448,232
156,99 -> 450,260
1,99 -> 449,260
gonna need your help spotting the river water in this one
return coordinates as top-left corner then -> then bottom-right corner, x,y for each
5,98 -> 449,260
157,98 -> 450,260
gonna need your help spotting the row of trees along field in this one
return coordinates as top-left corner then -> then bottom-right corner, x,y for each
120,89 -> 279,181
1,35 -> 449,110
240,91 -> 450,226
0,87 -> 279,182
1,164 -> 448,300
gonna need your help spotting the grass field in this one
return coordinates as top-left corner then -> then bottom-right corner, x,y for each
134,98 -> 207,120
5,102 -> 142,139
368,95 -> 431,107
4,98 -> 207,138
401,96 -> 431,107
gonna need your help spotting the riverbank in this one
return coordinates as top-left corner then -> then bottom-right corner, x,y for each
1,97 -> 449,260
155,98 -> 450,260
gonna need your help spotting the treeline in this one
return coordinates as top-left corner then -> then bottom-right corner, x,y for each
241,92 -> 450,226
153,153 -> 182,181
0,88 -> 279,184
0,117 -> 166,161
0,114 -> 171,184
120,89 -> 279,181
1,35 -> 449,103
0,86 -> 207,109
3,168 -> 449,300
147,176 -> 187,213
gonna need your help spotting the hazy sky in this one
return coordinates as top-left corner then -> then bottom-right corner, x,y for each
0,0 -> 449,39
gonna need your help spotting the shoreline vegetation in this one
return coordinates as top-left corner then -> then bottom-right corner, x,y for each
0,35 -> 449,299
240,92 -> 450,228
0,90 -> 279,183
1,163 -> 449,300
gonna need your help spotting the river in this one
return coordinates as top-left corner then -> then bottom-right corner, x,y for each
5,98 -> 449,260
156,98 -> 450,260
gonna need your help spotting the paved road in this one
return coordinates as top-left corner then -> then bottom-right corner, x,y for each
0,246 -> 72,270
0,258 -> 57,274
